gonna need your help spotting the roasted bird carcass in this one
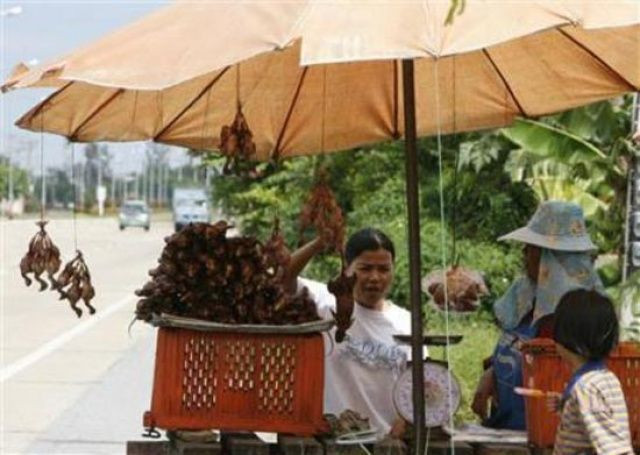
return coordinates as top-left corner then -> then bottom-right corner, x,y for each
19,221 -> 62,291
421,266 -> 488,313
55,250 -> 96,318
328,267 -> 356,343
298,171 -> 345,254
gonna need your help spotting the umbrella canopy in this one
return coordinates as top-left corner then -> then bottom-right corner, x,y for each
3,1 -> 639,450
3,1 -> 639,159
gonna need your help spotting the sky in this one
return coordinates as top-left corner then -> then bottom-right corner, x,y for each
1,0 -> 193,175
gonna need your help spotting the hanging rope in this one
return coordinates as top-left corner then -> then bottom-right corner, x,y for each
433,59 -> 456,455
40,111 -> 45,221
321,66 -> 327,153
236,63 -> 241,109
71,143 -> 78,252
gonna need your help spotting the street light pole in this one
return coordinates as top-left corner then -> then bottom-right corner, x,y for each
3,5 -> 24,218
8,150 -> 14,218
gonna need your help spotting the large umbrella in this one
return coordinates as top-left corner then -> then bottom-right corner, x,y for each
4,1 -> 640,451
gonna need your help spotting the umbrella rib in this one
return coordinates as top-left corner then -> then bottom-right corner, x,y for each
557,28 -> 637,91
20,81 -> 75,126
272,66 -> 309,161
154,66 -> 231,141
482,49 -> 530,119
69,88 -> 124,141
392,59 -> 400,139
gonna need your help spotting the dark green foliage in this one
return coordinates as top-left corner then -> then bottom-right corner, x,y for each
206,134 -> 534,315
0,159 -> 29,199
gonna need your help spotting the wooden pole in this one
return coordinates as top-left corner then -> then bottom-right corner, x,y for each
402,58 -> 426,454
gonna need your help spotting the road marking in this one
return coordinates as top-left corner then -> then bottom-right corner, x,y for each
0,294 -> 137,383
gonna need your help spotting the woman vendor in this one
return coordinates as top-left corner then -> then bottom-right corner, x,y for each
286,228 -> 416,437
472,201 -> 603,430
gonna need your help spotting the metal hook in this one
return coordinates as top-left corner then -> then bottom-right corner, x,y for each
142,427 -> 162,439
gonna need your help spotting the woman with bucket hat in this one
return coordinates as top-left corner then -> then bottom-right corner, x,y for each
471,201 -> 604,430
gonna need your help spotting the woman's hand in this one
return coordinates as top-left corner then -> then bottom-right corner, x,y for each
471,367 -> 497,420
388,417 -> 407,439
545,392 -> 562,413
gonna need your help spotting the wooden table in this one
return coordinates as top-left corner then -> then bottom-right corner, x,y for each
126,432 -> 552,455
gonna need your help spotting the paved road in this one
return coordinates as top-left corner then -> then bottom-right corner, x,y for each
1,216 -> 174,454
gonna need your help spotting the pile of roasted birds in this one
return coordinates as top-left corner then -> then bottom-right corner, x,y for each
135,220 -> 319,325
325,410 -> 371,437
421,265 -> 489,313
19,221 -> 96,318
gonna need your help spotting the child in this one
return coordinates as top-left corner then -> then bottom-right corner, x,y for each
549,289 -> 633,455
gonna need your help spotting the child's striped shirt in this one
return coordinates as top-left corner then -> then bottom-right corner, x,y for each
553,369 -> 633,455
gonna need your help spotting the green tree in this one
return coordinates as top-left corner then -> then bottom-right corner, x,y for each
205,135 -> 535,311
0,158 -> 29,200
499,98 -> 636,262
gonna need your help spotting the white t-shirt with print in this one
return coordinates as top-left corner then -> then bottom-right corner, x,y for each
300,277 -> 414,435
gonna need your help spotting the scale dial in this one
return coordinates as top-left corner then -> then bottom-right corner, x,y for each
393,362 -> 461,427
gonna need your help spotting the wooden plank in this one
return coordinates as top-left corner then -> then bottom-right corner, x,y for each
319,437 -> 410,455
372,437 -> 407,455
278,435 -> 324,455
222,433 -> 270,455
126,441 -> 171,455
475,444 -> 531,455
319,437 -> 371,455
423,440 -> 474,455
174,440 -> 222,455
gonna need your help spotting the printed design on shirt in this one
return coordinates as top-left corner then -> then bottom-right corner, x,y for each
338,334 -> 407,373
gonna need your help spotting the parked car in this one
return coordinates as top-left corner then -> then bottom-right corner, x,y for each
119,200 -> 151,231
172,187 -> 211,231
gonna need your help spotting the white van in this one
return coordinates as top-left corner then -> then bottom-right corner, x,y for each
172,187 -> 211,231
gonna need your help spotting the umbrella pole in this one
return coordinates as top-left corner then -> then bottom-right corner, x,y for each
402,59 -> 426,454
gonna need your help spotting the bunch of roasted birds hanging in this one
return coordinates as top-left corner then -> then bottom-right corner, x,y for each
19,221 -> 96,317
135,220 -> 319,325
328,264 -> 356,343
298,171 -> 345,254
299,174 -> 352,340
219,105 -> 258,177
19,221 -> 61,291
421,265 -> 489,313
55,251 -> 96,318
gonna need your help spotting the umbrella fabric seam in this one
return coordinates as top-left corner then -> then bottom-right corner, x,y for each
393,60 -> 400,139
154,66 -> 230,142
481,49 -> 530,119
69,88 -> 125,142
15,81 -> 74,129
273,67 -> 309,161
556,27 -> 638,92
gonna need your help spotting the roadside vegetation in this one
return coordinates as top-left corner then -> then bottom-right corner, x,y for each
204,96 -> 639,422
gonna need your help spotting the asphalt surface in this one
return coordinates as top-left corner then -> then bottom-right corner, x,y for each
1,216 -> 174,454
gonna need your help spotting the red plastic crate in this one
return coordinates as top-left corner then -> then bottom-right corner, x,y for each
521,339 -> 640,449
144,327 -> 327,436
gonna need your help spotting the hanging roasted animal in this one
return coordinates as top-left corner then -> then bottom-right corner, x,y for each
19,221 -> 62,291
263,218 -> 291,291
328,265 -> 356,343
219,106 -> 257,177
298,171 -> 345,254
135,220 -> 319,325
421,265 -> 489,313
55,250 -> 96,317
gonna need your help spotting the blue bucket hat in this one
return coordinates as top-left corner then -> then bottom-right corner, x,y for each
498,201 -> 596,252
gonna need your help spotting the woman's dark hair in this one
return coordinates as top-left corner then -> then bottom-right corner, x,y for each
345,228 -> 395,265
553,289 -> 619,361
